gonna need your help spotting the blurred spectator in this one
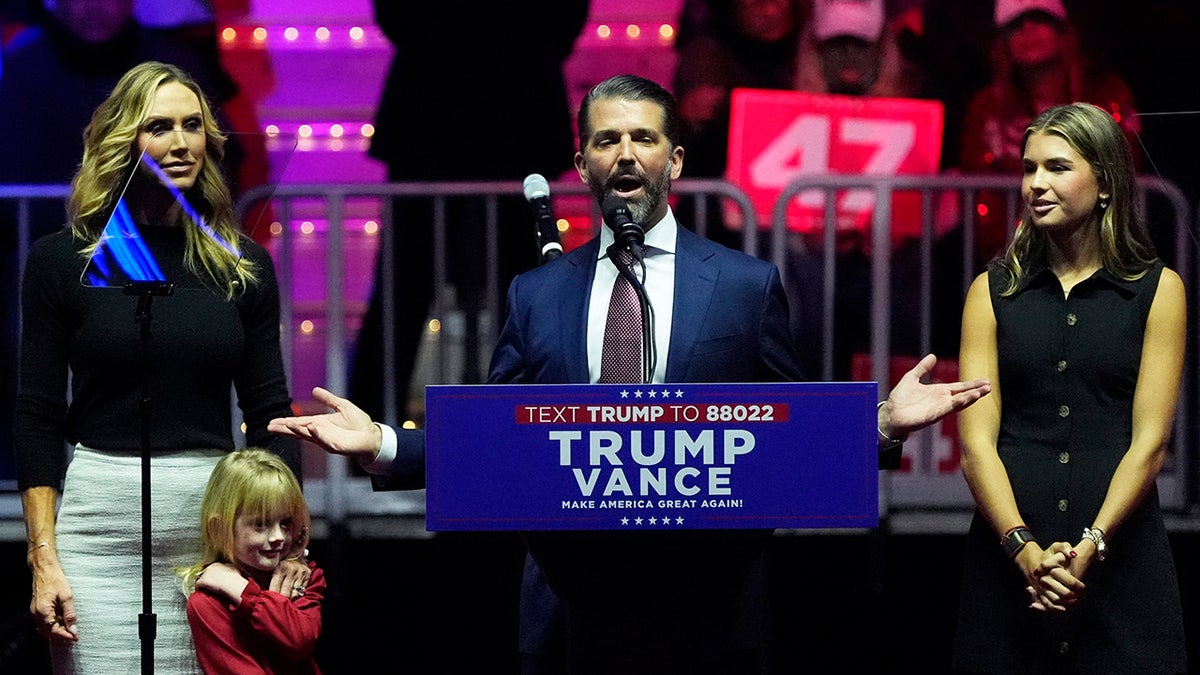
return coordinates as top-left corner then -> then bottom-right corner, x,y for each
794,0 -> 927,99
960,0 -> 1140,176
0,0 -> 224,200
675,0 -> 806,180
349,1 -> 589,427
918,0 -> 1144,358
672,0 -> 807,248
786,0 -> 935,378
956,0 -> 1140,238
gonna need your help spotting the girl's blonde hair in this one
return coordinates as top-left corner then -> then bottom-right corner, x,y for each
69,60 -> 256,298
179,448 -> 310,593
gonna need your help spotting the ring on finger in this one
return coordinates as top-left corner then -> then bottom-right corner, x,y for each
45,617 -> 57,626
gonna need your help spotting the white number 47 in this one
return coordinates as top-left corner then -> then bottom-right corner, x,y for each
749,115 -> 916,213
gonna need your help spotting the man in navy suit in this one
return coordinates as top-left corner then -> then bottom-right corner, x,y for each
271,74 -> 990,674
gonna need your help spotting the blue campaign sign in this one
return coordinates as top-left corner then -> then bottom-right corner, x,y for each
424,382 -> 879,531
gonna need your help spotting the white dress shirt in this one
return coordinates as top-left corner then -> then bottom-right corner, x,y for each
586,208 -> 677,385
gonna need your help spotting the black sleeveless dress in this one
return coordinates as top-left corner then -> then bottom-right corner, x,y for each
952,261 -> 1186,674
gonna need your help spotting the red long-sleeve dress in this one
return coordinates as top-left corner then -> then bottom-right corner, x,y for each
187,564 -> 325,674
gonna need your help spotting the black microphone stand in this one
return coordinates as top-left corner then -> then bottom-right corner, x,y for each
124,280 -> 175,675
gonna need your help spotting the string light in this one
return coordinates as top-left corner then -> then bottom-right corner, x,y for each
218,24 -> 386,48
264,219 -> 390,240
260,122 -> 376,152
592,22 -> 674,43
219,22 -> 674,51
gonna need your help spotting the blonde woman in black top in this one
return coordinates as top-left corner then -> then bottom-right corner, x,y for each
16,60 -> 303,674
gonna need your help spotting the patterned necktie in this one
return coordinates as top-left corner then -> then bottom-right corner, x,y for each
599,247 -> 643,383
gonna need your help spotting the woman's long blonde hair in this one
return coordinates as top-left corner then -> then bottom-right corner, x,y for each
178,448 -> 310,593
69,60 -> 256,297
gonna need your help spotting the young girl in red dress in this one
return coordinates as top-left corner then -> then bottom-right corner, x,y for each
180,448 -> 324,674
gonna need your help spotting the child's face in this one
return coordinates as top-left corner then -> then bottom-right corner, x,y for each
232,509 -> 297,573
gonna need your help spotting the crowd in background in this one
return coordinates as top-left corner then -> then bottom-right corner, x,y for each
670,0 -> 1200,379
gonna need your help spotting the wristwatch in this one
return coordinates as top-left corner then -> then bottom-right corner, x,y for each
1082,527 -> 1107,562
1001,526 -> 1036,558
877,434 -> 904,470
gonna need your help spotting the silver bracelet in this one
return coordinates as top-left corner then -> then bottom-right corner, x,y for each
1081,526 -> 1107,562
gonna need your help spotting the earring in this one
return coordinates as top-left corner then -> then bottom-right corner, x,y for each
1099,193 -> 1110,210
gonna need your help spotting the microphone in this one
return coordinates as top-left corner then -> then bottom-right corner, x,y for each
601,195 -> 644,259
523,173 -> 563,263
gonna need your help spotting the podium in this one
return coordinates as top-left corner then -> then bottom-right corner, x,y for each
426,382 -> 880,672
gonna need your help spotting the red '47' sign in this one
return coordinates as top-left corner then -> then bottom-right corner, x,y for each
726,88 -> 943,238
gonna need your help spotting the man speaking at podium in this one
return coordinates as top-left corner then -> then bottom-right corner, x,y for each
271,74 -> 989,674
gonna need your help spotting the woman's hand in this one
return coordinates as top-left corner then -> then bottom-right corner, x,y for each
1022,541 -> 1085,612
28,544 -> 78,642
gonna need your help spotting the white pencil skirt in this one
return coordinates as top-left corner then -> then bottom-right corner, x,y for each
50,446 -> 224,675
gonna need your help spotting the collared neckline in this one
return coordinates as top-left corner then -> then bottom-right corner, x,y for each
1014,259 -> 1150,299
598,207 -> 679,260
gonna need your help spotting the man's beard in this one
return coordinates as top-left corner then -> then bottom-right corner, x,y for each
589,162 -> 673,225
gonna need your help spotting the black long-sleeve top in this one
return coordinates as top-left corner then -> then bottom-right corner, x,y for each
14,225 -> 298,490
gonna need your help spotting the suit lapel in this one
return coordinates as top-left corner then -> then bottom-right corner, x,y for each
666,229 -> 718,382
561,241 -> 599,383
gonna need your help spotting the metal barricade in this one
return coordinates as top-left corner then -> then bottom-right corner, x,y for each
770,173 -> 1196,521
0,174 -> 1193,534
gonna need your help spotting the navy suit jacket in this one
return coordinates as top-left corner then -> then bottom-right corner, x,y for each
488,225 -> 803,386
487,225 -> 806,662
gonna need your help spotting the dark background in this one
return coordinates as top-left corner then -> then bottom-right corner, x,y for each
4,529 -> 1200,673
